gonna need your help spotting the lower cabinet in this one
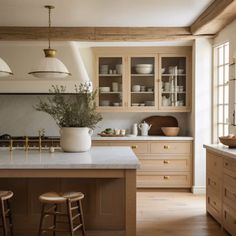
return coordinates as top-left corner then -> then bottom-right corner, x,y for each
92,140 -> 193,188
206,150 -> 236,236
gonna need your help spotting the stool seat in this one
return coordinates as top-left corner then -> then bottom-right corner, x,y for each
0,191 -> 13,201
39,192 -> 84,203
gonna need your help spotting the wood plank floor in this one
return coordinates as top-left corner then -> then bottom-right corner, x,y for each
137,191 -> 230,236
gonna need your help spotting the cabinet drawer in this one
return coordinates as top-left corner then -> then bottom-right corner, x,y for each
150,141 -> 191,154
137,172 -> 191,188
206,151 -> 223,177
108,141 -> 149,154
207,192 -> 222,223
138,158 -> 191,172
224,175 -> 236,211
223,204 -> 236,236
224,157 -> 236,174
92,141 -> 110,146
207,174 -> 221,194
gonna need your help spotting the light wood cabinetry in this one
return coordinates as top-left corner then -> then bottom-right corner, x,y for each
93,140 -> 193,188
93,47 -> 192,112
206,150 -> 236,236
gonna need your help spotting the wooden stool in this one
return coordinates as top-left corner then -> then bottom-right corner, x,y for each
38,192 -> 86,236
0,191 -> 14,236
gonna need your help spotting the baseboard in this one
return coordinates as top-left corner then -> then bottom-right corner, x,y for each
191,186 -> 206,194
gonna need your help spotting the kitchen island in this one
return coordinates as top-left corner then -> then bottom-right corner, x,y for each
0,147 -> 140,236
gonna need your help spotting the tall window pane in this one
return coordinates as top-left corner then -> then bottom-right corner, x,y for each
214,42 -> 229,142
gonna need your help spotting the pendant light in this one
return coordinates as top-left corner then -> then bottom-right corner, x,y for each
29,5 -> 71,79
0,57 -> 13,77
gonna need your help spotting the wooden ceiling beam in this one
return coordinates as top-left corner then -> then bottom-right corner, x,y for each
191,0 -> 236,35
0,26 -> 212,41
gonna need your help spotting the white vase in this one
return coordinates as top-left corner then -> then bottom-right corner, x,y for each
60,127 -> 93,152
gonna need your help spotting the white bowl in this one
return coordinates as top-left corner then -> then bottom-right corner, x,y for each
100,100 -> 110,106
161,68 -> 165,74
113,102 -> 120,106
99,87 -> 110,93
135,64 -> 153,74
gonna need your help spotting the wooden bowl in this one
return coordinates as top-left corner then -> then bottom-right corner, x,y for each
219,136 -> 236,148
161,127 -> 180,136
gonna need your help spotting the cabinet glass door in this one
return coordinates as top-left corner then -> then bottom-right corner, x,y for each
160,56 -> 187,109
98,57 -> 123,108
130,57 -> 155,108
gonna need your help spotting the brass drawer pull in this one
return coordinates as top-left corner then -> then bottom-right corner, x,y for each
213,201 -> 216,205
163,160 -> 170,164
164,145 -> 170,149
163,176 -> 170,180
225,162 -> 229,166
131,145 -> 138,149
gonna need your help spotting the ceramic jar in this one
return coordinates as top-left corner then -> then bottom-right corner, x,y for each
60,127 -> 93,152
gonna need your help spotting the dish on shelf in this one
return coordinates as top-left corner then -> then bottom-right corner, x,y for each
131,103 -> 140,106
219,136 -> 236,148
113,102 -> 120,106
161,68 -> 165,74
100,100 -> 110,106
161,127 -> 180,136
99,87 -> 110,92
135,64 -> 153,74
177,69 -> 184,74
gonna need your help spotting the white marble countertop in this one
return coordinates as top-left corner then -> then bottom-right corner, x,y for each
204,144 -> 236,160
92,135 -> 193,141
0,147 -> 140,169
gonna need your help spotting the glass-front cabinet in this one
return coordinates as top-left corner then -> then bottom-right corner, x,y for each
97,56 -> 124,110
159,54 -> 190,111
94,48 -> 191,112
129,56 -> 156,109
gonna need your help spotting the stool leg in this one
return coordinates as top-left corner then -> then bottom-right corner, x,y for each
53,204 -> 57,236
6,200 -> 13,236
38,203 -> 46,236
67,200 -> 74,236
78,200 -> 86,236
1,199 -> 7,236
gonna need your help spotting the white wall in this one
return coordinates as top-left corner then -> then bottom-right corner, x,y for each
214,19 -> 236,134
192,38 -> 212,194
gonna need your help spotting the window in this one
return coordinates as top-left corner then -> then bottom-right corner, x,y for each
213,42 -> 229,143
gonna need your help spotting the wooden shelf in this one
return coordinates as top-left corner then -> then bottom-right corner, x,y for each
99,74 -> 122,77
131,92 -> 154,94
131,74 -> 154,77
162,91 -> 186,94
99,92 -> 122,94
162,74 -> 186,76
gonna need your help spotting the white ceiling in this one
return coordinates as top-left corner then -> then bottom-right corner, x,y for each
0,0 -> 214,27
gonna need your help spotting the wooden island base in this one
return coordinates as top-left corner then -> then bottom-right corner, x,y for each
0,169 -> 136,236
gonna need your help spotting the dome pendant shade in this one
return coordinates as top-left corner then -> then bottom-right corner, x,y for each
28,5 -> 71,79
0,57 -> 13,77
29,49 -> 71,79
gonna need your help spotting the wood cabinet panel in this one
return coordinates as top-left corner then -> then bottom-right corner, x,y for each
93,140 -> 193,189
206,151 -> 223,177
150,141 -> 192,154
223,204 -> 236,236
137,171 -> 191,188
207,174 -> 221,194
207,192 -> 222,224
224,156 -> 236,174
138,157 -> 191,172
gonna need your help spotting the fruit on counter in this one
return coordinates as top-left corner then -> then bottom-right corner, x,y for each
101,128 -> 114,135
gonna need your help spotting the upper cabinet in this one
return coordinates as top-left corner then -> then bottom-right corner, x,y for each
93,47 -> 192,112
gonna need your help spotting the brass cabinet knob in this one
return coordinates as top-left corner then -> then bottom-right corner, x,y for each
224,162 -> 229,166
131,145 -> 138,149
163,176 -> 170,180
164,145 -> 170,149
213,201 -> 216,205
163,160 -> 170,164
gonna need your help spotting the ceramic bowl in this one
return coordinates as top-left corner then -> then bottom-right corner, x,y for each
100,100 -> 110,106
178,69 -> 184,74
135,64 -> 153,74
161,127 -> 180,136
99,87 -> 110,93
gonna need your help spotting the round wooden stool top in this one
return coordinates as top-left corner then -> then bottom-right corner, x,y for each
39,192 -> 84,204
0,191 -> 13,201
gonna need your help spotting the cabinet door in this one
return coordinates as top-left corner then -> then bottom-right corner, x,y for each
128,56 -> 157,111
159,54 -> 191,111
96,56 -> 125,111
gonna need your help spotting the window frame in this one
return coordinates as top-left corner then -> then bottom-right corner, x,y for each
213,42 -> 229,143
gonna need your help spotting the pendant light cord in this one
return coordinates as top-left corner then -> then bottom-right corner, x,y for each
48,6 -> 51,49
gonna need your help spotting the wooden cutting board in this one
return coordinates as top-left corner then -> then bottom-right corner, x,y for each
142,116 -> 178,136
